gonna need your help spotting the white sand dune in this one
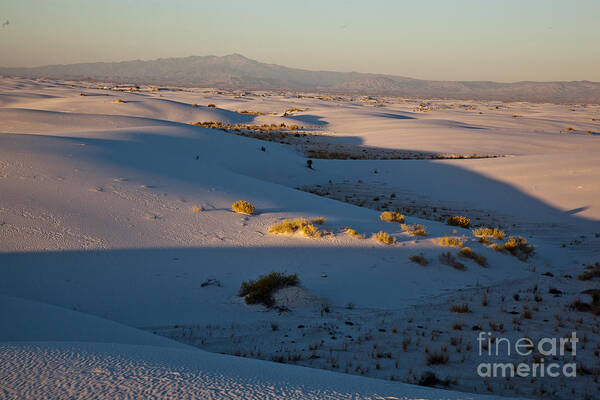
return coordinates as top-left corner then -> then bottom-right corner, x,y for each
1,77 -> 598,399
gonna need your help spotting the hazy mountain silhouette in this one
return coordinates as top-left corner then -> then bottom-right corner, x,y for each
2,54 -> 599,103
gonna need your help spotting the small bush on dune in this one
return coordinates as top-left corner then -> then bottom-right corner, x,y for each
372,231 -> 396,245
113,98 -> 125,103
458,247 -> 488,267
435,236 -> 463,248
401,224 -> 427,236
440,252 -> 467,271
238,272 -> 299,307
473,227 -> 506,240
192,206 -> 203,213
232,200 -> 255,215
380,211 -> 405,223
409,253 -> 429,266
268,218 -> 324,238
345,227 -> 366,239
446,216 -> 470,228
503,236 -> 534,260
207,103 -> 217,108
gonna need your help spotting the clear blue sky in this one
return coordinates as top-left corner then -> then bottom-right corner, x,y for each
1,0 -> 599,82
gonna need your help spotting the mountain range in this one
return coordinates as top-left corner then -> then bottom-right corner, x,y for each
2,54 -> 599,103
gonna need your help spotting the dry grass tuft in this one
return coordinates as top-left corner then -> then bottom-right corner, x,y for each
401,224 -> 427,236
192,206 -> 203,213
472,227 -> 506,240
372,231 -> 396,245
207,103 -> 216,108
345,227 -> 366,239
427,350 -> 449,365
440,252 -> 467,271
409,253 -> 429,266
113,98 -> 125,103
268,218 -> 324,238
446,216 -> 470,228
458,247 -> 488,267
434,236 -> 464,248
450,303 -> 471,313
380,211 -> 405,223
232,200 -> 255,215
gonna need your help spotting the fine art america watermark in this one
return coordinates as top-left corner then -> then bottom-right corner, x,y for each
476,331 -> 578,378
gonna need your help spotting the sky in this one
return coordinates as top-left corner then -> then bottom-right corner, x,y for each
1,0 -> 599,82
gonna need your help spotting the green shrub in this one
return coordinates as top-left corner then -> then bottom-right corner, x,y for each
238,272 -> 299,307
446,216 -> 470,228
472,227 -> 506,240
435,236 -> 464,248
372,231 -> 396,245
232,200 -> 255,215
401,224 -> 427,236
380,211 -> 405,223
503,236 -> 534,260
345,227 -> 366,239
268,218 -> 324,238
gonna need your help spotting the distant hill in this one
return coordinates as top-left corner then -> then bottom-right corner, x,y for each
2,54 -> 599,103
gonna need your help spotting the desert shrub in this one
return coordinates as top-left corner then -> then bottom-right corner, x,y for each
345,228 -> 366,239
446,216 -> 470,228
372,231 -> 396,245
192,206 -> 203,213
113,98 -> 125,103
472,227 -> 506,240
207,103 -> 216,108
268,218 -> 324,238
440,252 -> 467,271
380,211 -> 405,223
578,262 -> 600,281
192,103 -> 199,107
435,236 -> 464,248
401,224 -> 427,236
503,236 -> 534,260
450,303 -> 471,313
238,272 -> 299,307
409,253 -> 429,266
458,247 -> 488,267
232,200 -> 255,215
